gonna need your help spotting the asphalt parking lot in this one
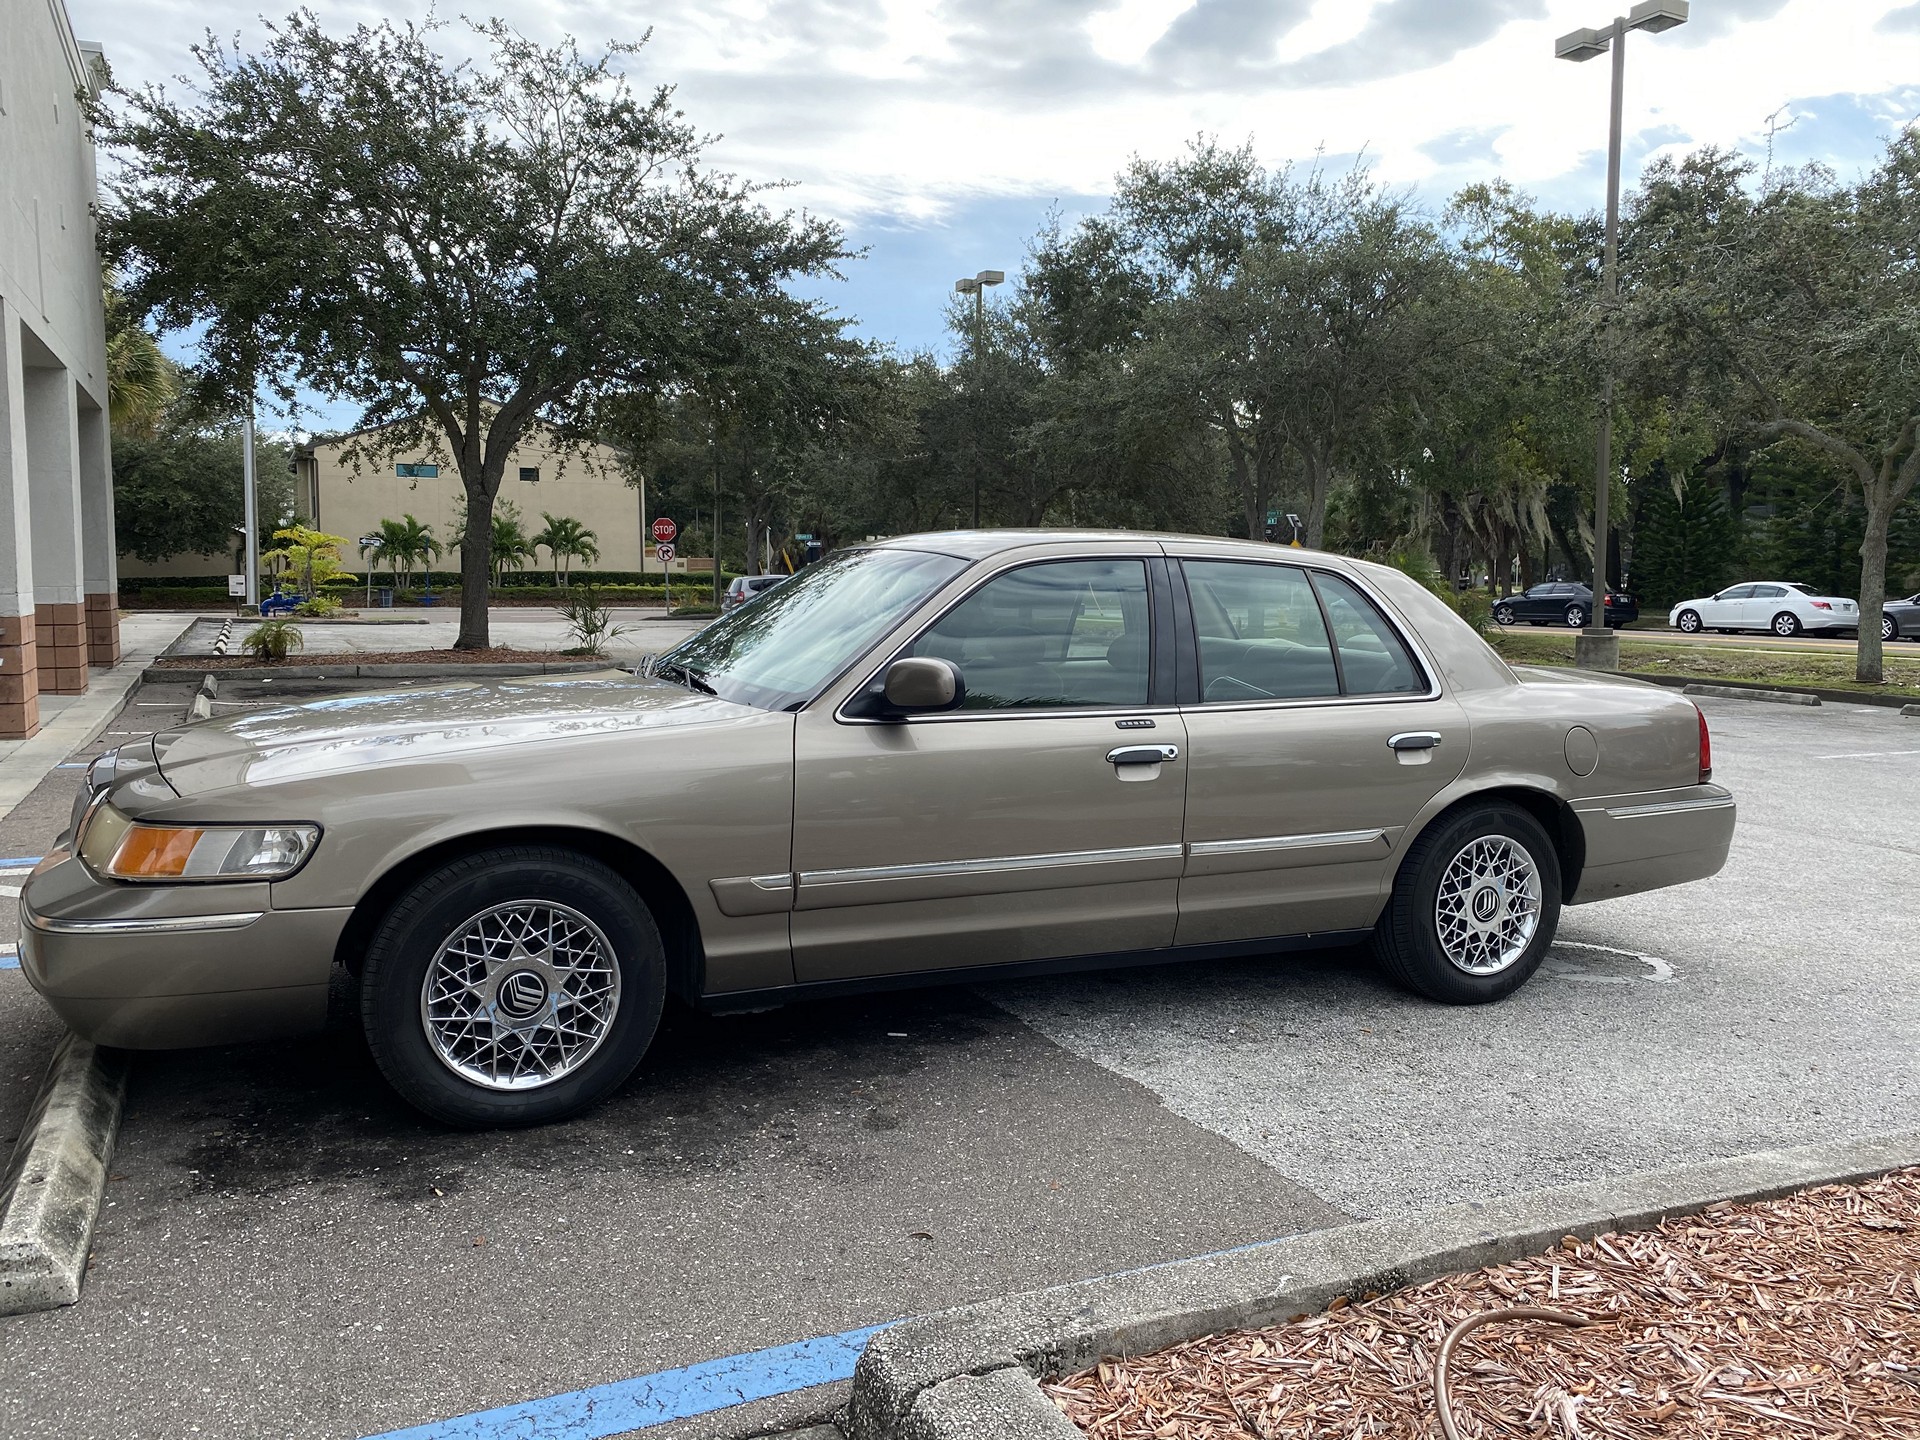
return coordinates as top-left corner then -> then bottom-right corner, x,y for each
1,683 -> 1916,1439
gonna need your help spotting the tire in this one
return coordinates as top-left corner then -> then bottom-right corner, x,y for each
1493,604 -> 1516,626
1370,803 -> 1562,1005
1564,604 -> 1586,628
1772,611 -> 1802,638
360,846 -> 666,1128
1675,610 -> 1701,635
1883,616 -> 1898,643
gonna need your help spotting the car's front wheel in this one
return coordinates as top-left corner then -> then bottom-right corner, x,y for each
1883,615 -> 1898,643
1772,611 -> 1802,637
1675,609 -> 1701,634
360,846 -> 666,1127
1371,803 -> 1561,1004
1493,603 -> 1516,626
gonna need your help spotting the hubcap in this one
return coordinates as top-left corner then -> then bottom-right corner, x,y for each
420,901 -> 622,1091
1434,835 -> 1543,976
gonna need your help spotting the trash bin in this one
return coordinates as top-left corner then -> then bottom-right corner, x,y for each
377,587 -> 394,608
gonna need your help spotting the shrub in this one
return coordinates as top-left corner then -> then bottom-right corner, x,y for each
555,588 -> 634,657
293,595 -> 342,617
241,618 -> 305,661
1448,589 -> 1494,634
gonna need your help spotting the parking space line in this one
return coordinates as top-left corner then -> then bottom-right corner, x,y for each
361,1323 -> 890,1440
1,944 -> 18,970
1814,748 -> 1920,760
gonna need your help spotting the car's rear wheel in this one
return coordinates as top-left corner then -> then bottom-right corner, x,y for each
1675,609 -> 1701,634
1772,611 -> 1802,637
1493,603 -> 1516,626
360,846 -> 666,1128
1564,604 -> 1586,628
1371,803 -> 1561,1004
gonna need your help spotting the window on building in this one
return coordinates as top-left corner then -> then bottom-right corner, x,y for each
395,463 -> 439,479
519,467 -> 540,483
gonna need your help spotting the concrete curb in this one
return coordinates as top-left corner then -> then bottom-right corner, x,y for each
0,1034 -> 128,1315
1682,682 -> 1821,706
1535,664 -> 1917,709
1903,703 -> 1919,717
844,1130 -> 1920,1440
144,661 -> 622,684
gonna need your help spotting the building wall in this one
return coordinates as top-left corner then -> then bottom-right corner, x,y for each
0,2 -> 117,734
297,423 -> 680,578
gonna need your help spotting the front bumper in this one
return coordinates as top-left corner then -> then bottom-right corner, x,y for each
18,850 -> 351,1049
1568,784 -> 1736,905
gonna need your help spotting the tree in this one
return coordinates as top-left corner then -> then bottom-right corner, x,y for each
1631,137 -> 1920,681
103,277 -> 178,437
532,513 -> 599,588
263,525 -> 355,596
101,15 -> 848,648
112,406 -> 293,564
485,503 -> 536,587
361,515 -> 441,590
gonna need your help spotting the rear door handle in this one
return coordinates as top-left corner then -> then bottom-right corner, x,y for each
1388,732 -> 1442,752
1107,745 -> 1179,765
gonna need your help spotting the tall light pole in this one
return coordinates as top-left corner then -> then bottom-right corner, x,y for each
954,269 -> 1004,528
1555,0 -> 1687,670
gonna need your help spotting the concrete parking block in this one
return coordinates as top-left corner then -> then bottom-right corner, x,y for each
845,1128 -> 1920,1440
0,1033 -> 127,1315
1682,682 -> 1820,705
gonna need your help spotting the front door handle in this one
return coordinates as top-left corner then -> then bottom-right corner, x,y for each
1388,732 -> 1443,752
1108,744 -> 1179,765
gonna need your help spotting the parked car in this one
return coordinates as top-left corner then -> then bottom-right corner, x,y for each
1669,582 -> 1859,637
1879,593 -> 1920,642
1491,582 -> 1639,629
723,574 -> 786,611
23,532 -> 1736,1127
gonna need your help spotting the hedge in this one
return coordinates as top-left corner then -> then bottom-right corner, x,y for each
120,567 -> 734,594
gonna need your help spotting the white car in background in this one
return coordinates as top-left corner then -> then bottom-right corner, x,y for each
1669,582 -> 1859,638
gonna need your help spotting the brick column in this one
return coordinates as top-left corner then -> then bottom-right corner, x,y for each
0,303 -> 40,738
77,396 -> 119,664
23,361 -> 86,695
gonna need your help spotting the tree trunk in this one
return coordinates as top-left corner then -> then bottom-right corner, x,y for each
1225,426 -> 1257,540
1303,450 -> 1331,550
1857,498 -> 1891,684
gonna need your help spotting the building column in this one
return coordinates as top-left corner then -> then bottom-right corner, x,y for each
77,392 -> 118,664
24,360 -> 87,696
0,303 -> 42,738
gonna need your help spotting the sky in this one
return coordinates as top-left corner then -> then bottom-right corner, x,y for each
71,0 -> 1920,429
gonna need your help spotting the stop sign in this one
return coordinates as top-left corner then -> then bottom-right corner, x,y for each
651,517 -> 677,543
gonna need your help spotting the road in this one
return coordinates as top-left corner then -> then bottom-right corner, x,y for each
1,688 -> 1915,1439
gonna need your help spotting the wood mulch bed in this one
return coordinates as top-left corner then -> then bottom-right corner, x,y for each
1046,1168 -> 1920,1438
153,649 -> 615,668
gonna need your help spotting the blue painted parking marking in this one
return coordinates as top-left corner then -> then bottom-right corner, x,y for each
361,1322 -> 889,1440
0,944 -> 18,971
0,856 -> 45,867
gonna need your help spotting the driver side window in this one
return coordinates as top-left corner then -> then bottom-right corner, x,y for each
908,559 -> 1151,710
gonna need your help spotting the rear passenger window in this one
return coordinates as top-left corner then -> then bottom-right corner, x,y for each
909,559 -> 1150,709
1183,562 -> 1340,701
1311,574 -> 1426,695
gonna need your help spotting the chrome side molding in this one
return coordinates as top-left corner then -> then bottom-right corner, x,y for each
21,906 -> 264,936
1187,829 -> 1389,858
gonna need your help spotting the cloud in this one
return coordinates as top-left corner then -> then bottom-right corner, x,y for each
1879,1 -> 1920,32
1145,0 -> 1315,82
1675,0 -> 1793,44
1276,0 -> 1544,88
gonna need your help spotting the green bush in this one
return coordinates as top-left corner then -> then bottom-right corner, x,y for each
126,585 -> 235,606
241,618 -> 304,661
1448,589 -> 1494,634
294,595 -> 342,617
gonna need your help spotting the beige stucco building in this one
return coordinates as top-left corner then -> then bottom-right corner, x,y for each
0,0 -> 118,737
291,420 -> 681,576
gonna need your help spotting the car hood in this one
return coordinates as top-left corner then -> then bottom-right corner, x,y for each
149,670 -> 760,797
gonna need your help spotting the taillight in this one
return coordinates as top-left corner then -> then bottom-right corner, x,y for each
1696,705 -> 1712,783
1812,600 -> 1832,610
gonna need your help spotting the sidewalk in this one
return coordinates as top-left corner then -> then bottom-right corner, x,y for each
0,613 -> 196,821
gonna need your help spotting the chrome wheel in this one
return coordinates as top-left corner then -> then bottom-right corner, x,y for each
1494,604 -> 1515,626
420,900 -> 622,1091
1564,605 -> 1586,628
1434,835 -> 1542,976
1883,616 -> 1897,642
1677,610 -> 1700,634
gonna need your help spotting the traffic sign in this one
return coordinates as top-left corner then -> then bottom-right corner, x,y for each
651,517 -> 677,543
655,543 -> 676,564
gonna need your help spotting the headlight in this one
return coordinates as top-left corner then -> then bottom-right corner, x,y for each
77,803 -> 319,882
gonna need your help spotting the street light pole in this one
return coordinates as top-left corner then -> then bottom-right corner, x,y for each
954,269 -> 1005,529
1555,0 -> 1688,670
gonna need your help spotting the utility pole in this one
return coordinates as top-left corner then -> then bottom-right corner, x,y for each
242,410 -> 259,608
953,269 -> 1005,528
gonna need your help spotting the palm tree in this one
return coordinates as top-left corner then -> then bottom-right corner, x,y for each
103,276 -> 178,437
488,503 -> 536,588
361,515 -> 441,590
531,513 -> 600,589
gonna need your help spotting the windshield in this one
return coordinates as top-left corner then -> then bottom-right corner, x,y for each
655,547 -> 967,710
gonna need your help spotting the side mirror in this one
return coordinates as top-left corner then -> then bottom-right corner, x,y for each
881,656 -> 965,714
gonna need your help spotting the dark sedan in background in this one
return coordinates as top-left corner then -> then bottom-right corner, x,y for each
1881,593 -> 1920,642
1492,582 -> 1639,629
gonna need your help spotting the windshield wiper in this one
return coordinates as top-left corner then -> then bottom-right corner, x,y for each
654,660 -> 717,695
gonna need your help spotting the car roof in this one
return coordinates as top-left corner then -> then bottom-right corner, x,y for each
864,528 -> 1347,563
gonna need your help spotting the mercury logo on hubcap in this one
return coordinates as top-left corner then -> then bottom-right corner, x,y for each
495,969 -> 549,1020
1471,886 -> 1500,922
